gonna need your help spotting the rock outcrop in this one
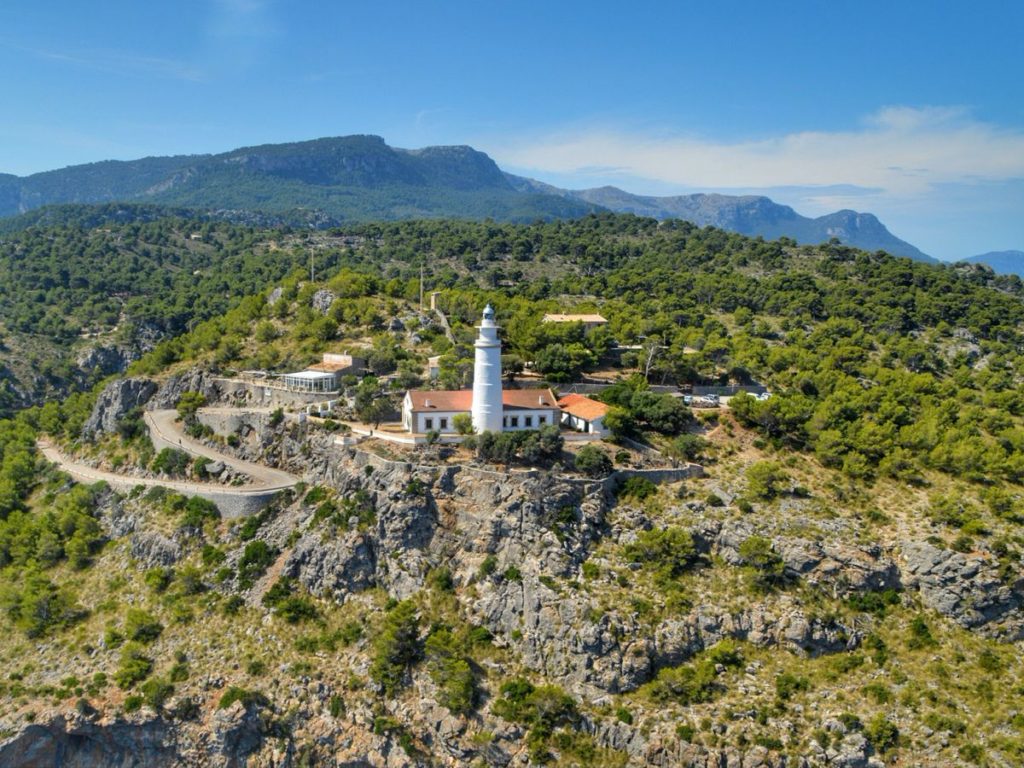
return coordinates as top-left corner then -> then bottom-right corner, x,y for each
310,288 -> 337,314
901,540 -> 1024,638
82,378 -> 157,436
148,369 -> 222,410
0,705 -> 265,768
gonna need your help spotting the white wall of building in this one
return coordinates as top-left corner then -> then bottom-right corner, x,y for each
561,412 -> 609,436
501,409 -> 559,431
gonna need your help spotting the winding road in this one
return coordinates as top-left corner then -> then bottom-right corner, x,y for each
39,409 -> 300,500
144,409 -> 298,490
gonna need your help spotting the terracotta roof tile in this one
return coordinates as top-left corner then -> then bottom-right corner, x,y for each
406,389 -> 559,413
557,393 -> 609,421
542,313 -> 608,324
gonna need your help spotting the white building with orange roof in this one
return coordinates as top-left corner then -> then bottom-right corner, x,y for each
556,393 -> 610,436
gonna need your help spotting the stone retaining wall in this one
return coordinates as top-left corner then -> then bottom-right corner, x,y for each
57,465 -> 277,519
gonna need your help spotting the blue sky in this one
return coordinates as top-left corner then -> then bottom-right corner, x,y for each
1,0 -> 1021,260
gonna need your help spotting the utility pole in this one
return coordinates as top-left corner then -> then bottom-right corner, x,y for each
419,263 -> 424,311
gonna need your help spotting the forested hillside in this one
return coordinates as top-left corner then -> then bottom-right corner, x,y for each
135,214 -> 1024,486
1,214 -> 1023,766
0,217 -> 325,413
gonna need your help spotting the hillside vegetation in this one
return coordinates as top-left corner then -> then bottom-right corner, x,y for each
0,214 -> 1022,766
0,217 -> 326,413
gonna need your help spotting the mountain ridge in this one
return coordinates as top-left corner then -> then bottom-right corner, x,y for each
0,134 -> 931,260
505,175 -> 933,262
961,249 -> 1024,277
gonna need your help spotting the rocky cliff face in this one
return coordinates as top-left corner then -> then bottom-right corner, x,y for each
12,401 -> 1022,767
81,378 -> 158,436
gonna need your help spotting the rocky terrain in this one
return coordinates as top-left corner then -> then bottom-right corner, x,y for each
1,373 -> 1020,766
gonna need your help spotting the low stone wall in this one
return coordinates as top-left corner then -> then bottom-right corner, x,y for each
611,465 -> 703,485
212,377 -> 337,409
196,409 -> 269,437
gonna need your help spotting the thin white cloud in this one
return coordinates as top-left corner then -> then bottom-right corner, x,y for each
18,44 -> 204,81
490,107 -> 1024,200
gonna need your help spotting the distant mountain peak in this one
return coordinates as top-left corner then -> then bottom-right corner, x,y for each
0,134 -> 931,259
960,250 -> 1024,277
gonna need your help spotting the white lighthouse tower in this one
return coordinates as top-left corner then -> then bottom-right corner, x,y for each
471,304 -> 504,434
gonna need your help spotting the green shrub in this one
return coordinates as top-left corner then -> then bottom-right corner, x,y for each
670,433 -> 708,461
238,540 -> 277,585
907,615 -> 937,649
745,461 -> 787,500
140,678 -> 174,710
846,588 -> 901,615
151,448 -> 190,477
427,566 -> 454,593
623,526 -> 699,584
676,723 -> 695,742
775,673 -> 810,700
863,682 -> 891,703
738,536 -> 786,591
492,678 -> 578,735
645,659 -> 719,705
1,574 -> 86,637
144,567 -> 173,593
276,596 -> 319,624
478,555 -> 498,578
114,644 -> 153,689
201,545 -> 226,567
368,600 -> 420,696
124,609 -> 163,644
217,686 -> 268,710
617,476 -> 658,501
329,694 -> 345,718
574,445 -> 612,477
182,496 -> 219,528
176,392 -> 207,420
705,639 -> 743,668
123,695 -> 143,713
837,713 -> 863,732
168,662 -> 189,683
864,714 -> 899,753
958,744 -> 985,763
424,627 -> 477,715
222,595 -> 244,615
978,648 -> 1004,674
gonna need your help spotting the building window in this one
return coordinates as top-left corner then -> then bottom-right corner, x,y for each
538,416 -> 546,425
503,416 -> 508,427
510,416 -> 519,428
440,418 -> 448,430
425,418 -> 433,430
525,416 -> 533,428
